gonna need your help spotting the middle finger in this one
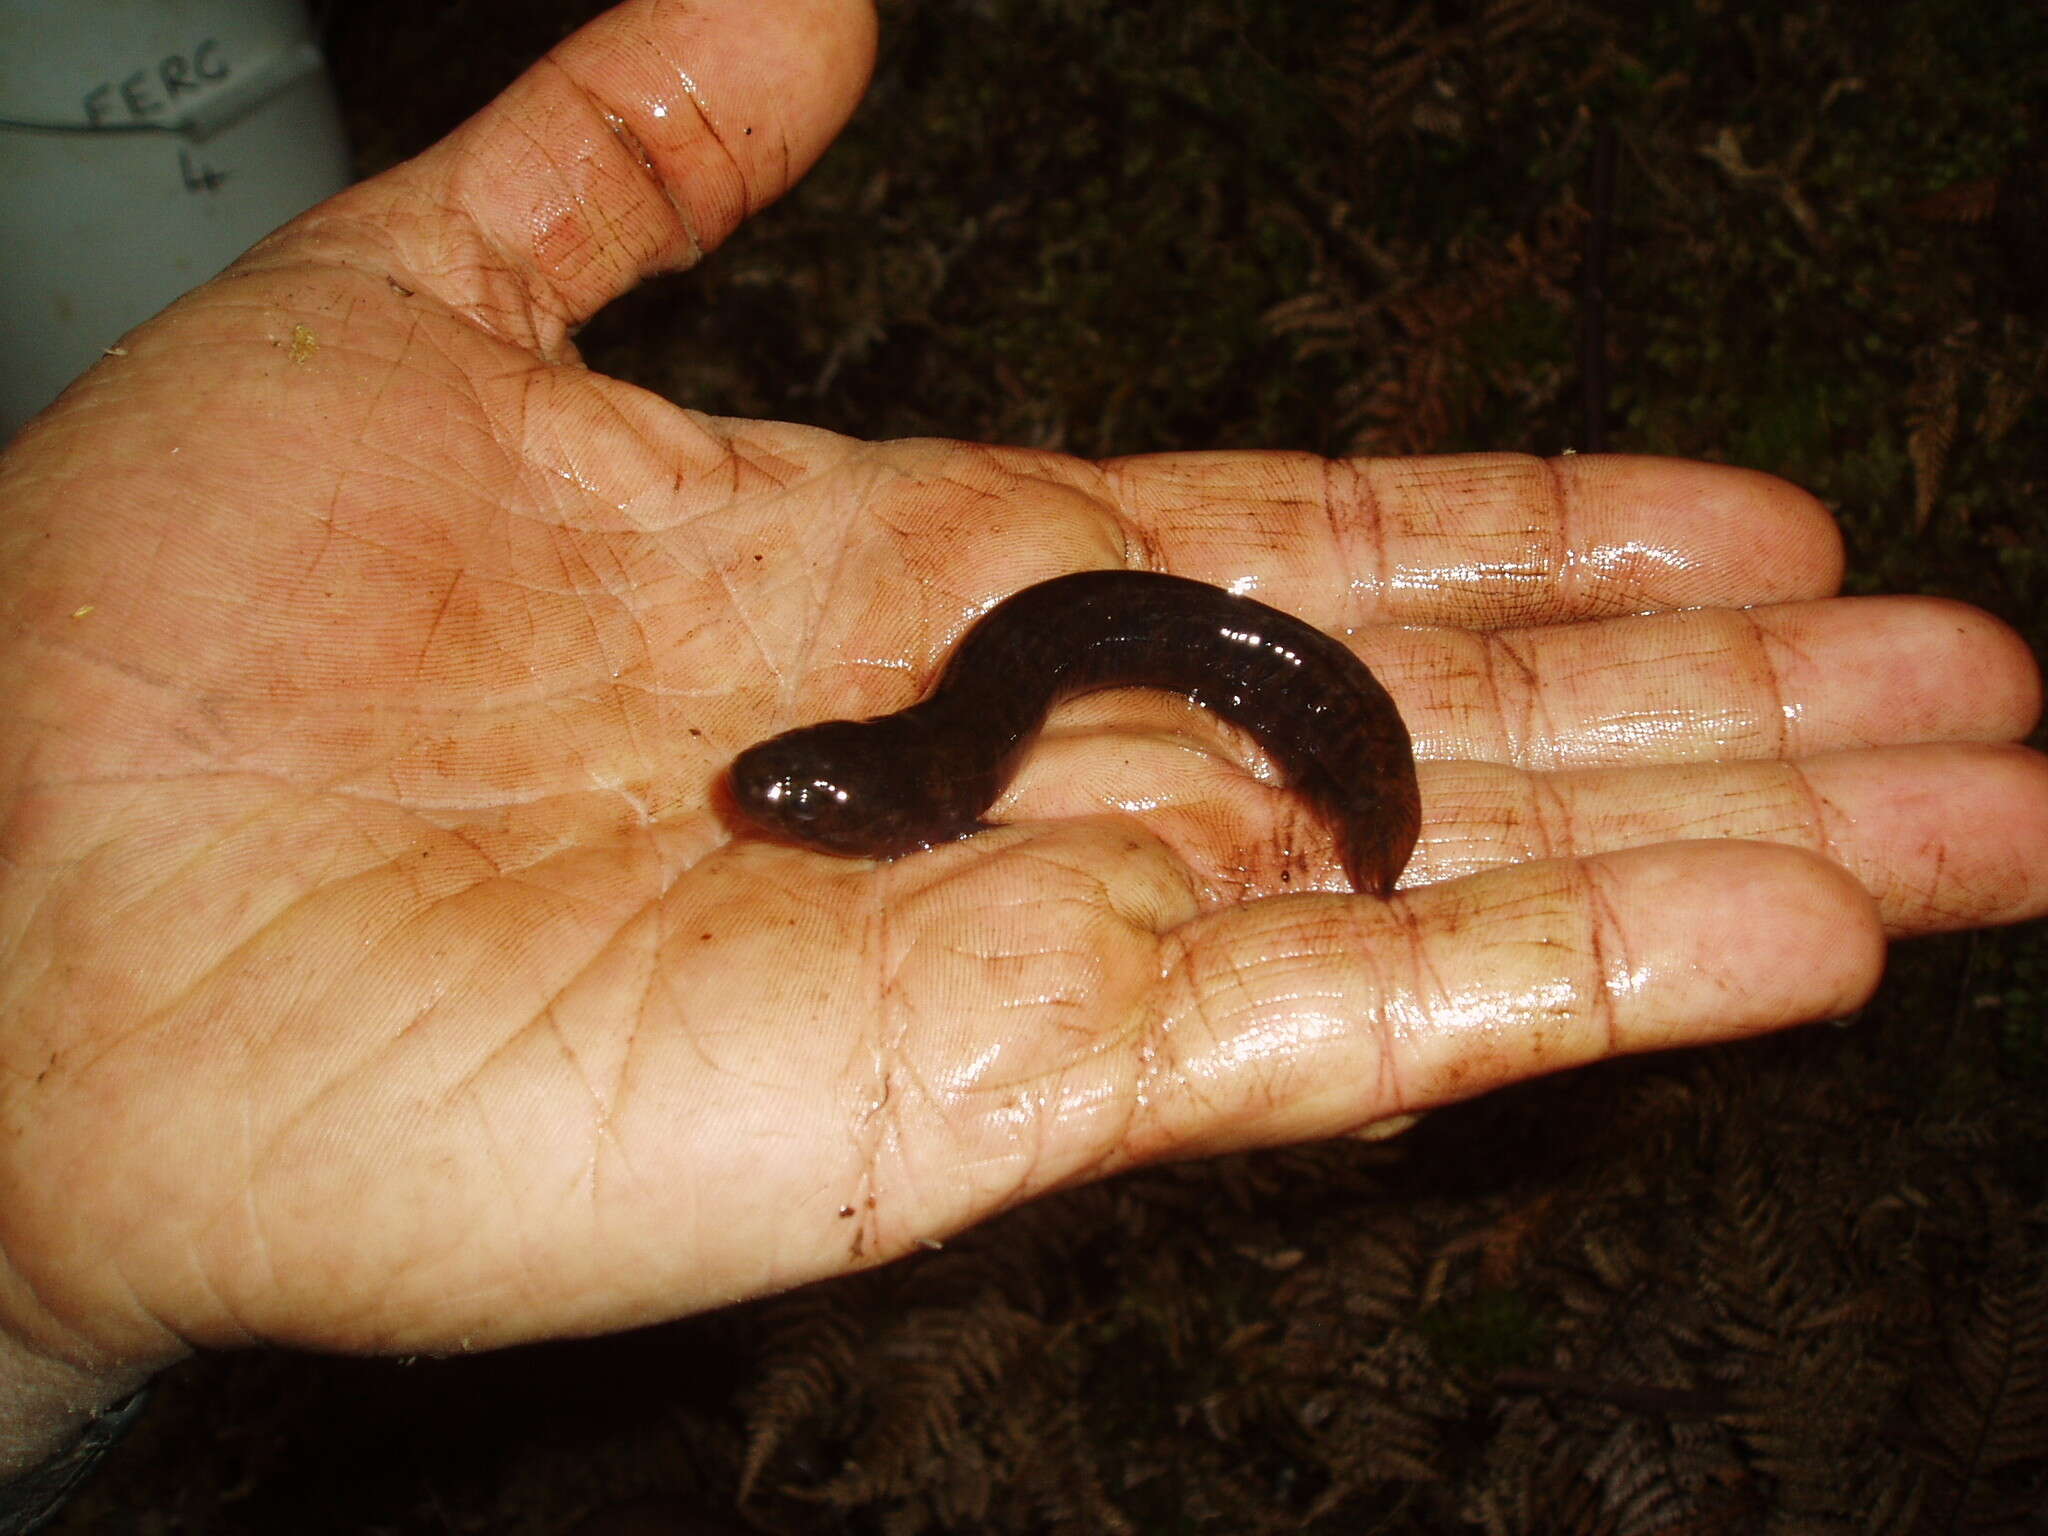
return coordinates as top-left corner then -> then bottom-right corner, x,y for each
1393,594 -> 2034,771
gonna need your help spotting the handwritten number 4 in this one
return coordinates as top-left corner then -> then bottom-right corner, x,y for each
178,148 -> 228,194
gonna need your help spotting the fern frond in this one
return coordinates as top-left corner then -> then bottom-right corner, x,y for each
1907,1259 -> 2048,1534
826,1297 -> 1047,1505
736,1289 -> 868,1502
1906,346 -> 1963,533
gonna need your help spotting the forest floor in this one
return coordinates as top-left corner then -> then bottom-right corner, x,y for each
65,1 -> 2048,1531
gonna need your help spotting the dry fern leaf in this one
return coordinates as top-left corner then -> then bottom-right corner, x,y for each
1907,1262 -> 2048,1533
1901,177 -> 2002,225
1325,1331 -> 1458,1485
1316,0 -> 1572,147
1345,201 -> 1586,454
822,1298 -> 1049,1507
1719,1328 -> 1917,1533
1906,346 -> 1964,534
1314,1 -> 1439,148
1267,1214 -> 1421,1329
1007,1403 -> 1136,1536
1977,368 -> 2036,445
736,1290 -> 867,1503
1976,328 -> 2047,444
1583,1416 -> 1730,1536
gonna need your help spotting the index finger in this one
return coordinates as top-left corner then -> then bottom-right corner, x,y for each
1101,450 -> 1845,632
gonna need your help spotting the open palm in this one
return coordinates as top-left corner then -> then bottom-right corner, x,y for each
1,0 -> 2042,1396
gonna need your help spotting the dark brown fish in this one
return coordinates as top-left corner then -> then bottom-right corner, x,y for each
726,570 -> 1420,895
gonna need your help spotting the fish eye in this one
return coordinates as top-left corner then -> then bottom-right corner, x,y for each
774,776 -> 852,824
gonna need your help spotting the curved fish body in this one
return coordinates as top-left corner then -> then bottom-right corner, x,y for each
726,570 -> 1420,896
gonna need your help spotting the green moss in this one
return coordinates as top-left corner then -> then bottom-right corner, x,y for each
1420,1290 -> 1548,1375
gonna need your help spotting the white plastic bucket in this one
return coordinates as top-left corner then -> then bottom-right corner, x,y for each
0,0 -> 352,439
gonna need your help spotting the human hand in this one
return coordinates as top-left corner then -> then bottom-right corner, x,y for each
1,0 -> 2043,1456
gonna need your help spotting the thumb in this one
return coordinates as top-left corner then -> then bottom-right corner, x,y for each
277,0 -> 877,349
